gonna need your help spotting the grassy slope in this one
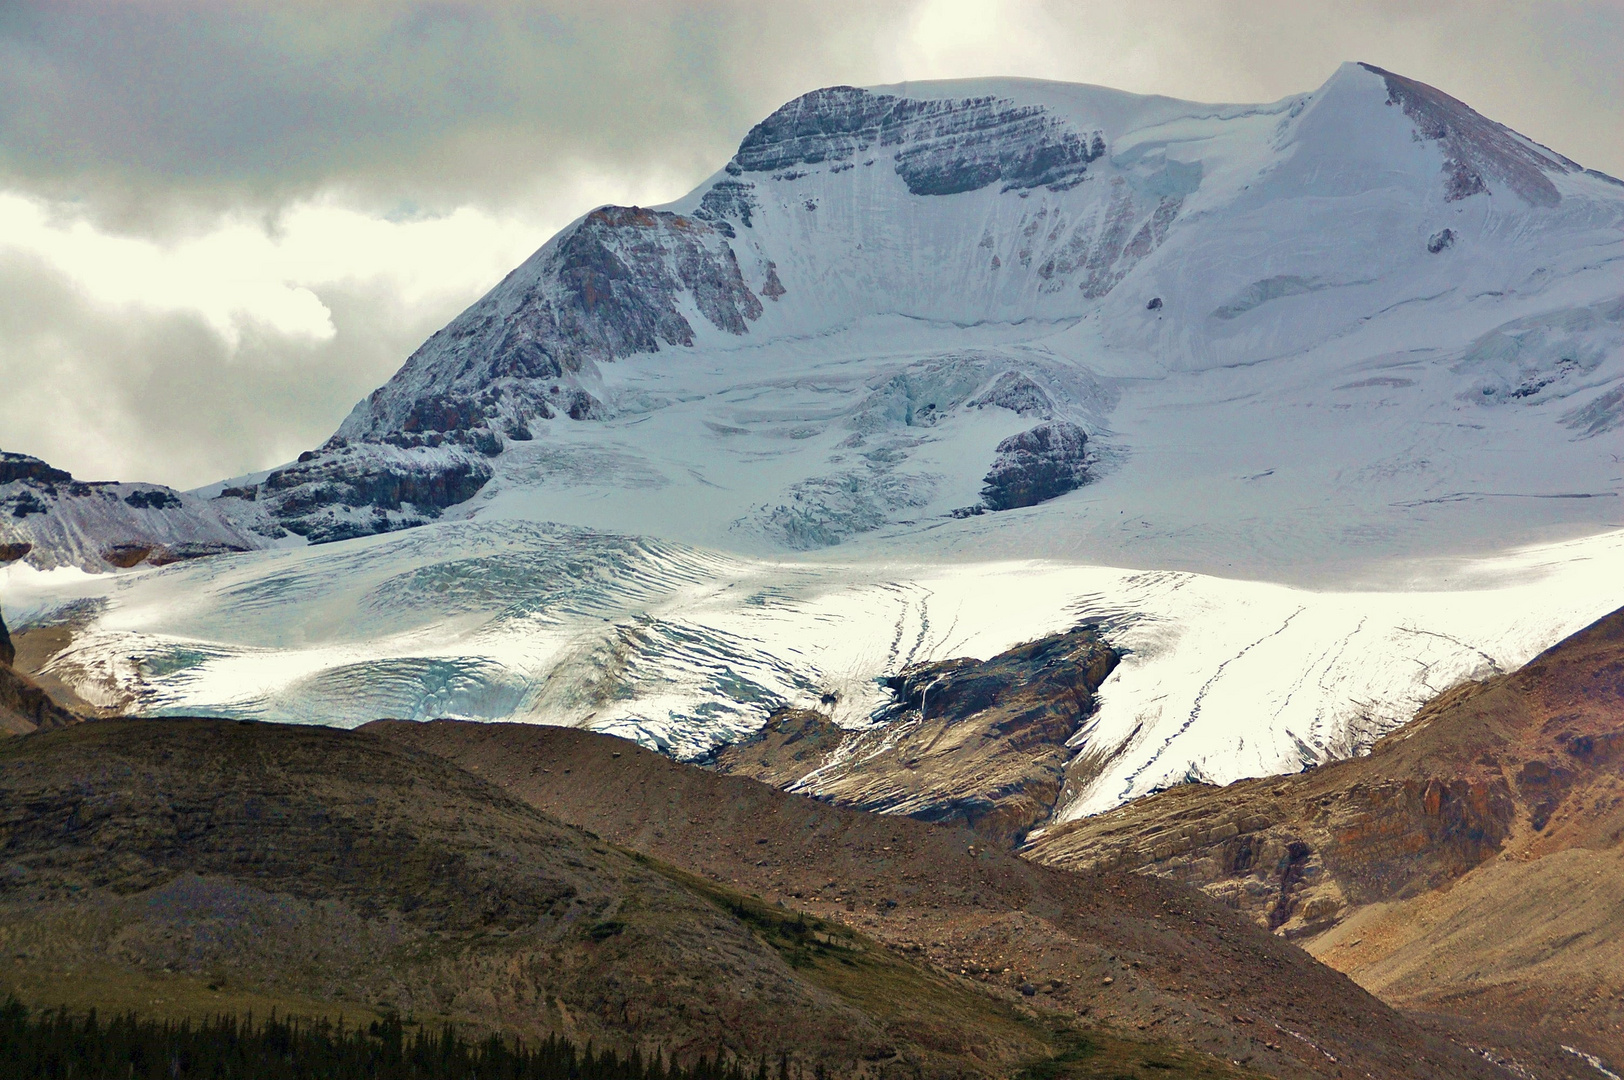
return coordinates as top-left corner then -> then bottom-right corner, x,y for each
0,717 -> 1261,1080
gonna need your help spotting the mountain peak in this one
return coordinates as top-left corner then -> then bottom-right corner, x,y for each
1352,61 -> 1581,205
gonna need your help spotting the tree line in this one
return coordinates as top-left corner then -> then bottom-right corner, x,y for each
0,997 -> 782,1080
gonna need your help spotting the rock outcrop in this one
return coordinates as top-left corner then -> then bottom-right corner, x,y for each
714,626 -> 1118,845
979,422 -> 1090,510
731,86 -> 1106,196
247,443 -> 496,543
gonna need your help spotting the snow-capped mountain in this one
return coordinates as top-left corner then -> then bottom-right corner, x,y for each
217,61 -> 1624,572
8,63 -> 1624,820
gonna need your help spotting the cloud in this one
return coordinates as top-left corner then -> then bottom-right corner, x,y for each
0,0 -> 1619,488
0,168 -> 687,488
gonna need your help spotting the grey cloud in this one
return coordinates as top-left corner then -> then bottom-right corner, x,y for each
0,1 -> 902,221
0,248 -> 467,489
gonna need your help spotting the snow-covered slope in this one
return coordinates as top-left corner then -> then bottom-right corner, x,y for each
0,452 -> 266,572
7,63 -> 1623,820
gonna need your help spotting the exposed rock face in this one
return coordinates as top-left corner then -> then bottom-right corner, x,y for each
0,603 -> 80,735
240,206 -> 767,542
0,451 -> 261,572
980,422 -> 1090,510
249,444 -> 496,543
0,666 -> 80,736
1361,63 -> 1581,207
732,86 -> 1106,196
1026,605 -> 1624,1066
693,179 -> 759,235
341,206 -> 762,445
714,626 -> 1119,846
966,371 -> 1053,417
0,455 -> 72,485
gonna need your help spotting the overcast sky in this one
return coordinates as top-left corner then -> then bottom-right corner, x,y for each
3,0 -> 1620,489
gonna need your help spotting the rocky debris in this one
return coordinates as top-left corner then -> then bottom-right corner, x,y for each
1425,228 -> 1455,253
733,86 -> 1106,196
0,602 -> 12,669
980,422 -> 1090,511
708,707 -> 844,783
378,718 -> 1511,1080
1146,297 -> 1163,310
1026,604 -> 1624,1066
1362,63 -> 1580,207
100,540 -> 251,569
714,626 -> 1119,847
966,371 -> 1053,417
0,450 -> 265,572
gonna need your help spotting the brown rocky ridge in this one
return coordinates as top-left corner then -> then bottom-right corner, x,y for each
1026,604 -> 1624,1077
374,716 -> 1509,1080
